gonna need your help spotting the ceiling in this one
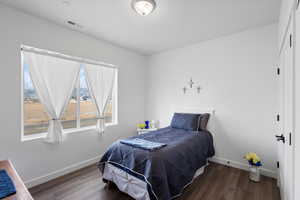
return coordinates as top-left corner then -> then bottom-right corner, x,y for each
1,0 -> 281,55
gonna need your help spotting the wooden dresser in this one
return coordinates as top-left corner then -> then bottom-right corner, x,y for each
0,160 -> 33,200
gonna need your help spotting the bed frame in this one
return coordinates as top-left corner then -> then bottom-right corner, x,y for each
103,108 -> 215,200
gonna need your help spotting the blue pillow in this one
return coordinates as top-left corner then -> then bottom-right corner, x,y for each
170,113 -> 200,131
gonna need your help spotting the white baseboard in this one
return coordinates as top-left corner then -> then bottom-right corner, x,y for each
24,155 -> 102,188
24,155 -> 277,188
209,156 -> 277,179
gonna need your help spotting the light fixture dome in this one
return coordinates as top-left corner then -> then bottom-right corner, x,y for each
131,0 -> 156,16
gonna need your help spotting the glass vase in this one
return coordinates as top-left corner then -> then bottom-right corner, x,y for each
249,165 -> 260,182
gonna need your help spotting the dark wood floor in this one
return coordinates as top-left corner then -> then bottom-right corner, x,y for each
29,162 -> 280,200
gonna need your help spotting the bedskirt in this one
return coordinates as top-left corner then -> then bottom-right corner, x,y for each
103,162 -> 207,200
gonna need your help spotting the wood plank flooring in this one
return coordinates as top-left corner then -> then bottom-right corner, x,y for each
29,162 -> 280,200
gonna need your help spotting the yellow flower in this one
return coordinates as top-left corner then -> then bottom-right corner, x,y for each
250,153 -> 257,158
245,154 -> 251,160
253,158 -> 260,164
137,123 -> 146,129
245,153 -> 260,162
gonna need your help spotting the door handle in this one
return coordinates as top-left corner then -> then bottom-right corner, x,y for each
275,134 -> 285,143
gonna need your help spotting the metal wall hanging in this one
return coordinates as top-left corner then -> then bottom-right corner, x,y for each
182,78 -> 201,94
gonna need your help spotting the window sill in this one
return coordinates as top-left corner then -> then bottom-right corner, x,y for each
21,123 -> 118,142
21,132 -> 47,142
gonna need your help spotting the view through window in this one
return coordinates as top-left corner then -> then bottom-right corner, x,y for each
23,62 -> 116,137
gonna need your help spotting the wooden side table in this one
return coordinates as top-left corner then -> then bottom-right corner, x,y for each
0,160 -> 33,200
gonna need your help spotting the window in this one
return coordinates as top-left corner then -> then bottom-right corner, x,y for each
22,50 -> 118,139
79,67 -> 98,128
61,66 -> 116,129
23,63 -> 50,136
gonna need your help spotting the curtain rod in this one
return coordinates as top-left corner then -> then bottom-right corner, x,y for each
20,45 -> 117,69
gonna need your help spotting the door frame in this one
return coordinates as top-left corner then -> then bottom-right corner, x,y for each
278,9 -> 296,200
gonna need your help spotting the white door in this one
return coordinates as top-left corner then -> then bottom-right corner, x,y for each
278,45 -> 286,200
279,15 -> 295,200
284,19 -> 294,200
294,5 -> 300,200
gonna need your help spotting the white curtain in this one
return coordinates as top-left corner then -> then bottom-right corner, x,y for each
23,51 -> 80,143
84,64 -> 116,133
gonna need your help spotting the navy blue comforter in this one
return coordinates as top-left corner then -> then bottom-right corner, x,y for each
98,127 -> 215,200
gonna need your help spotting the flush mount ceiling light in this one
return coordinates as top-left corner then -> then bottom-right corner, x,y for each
131,0 -> 156,16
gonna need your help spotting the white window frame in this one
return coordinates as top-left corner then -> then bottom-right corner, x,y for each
21,46 -> 118,141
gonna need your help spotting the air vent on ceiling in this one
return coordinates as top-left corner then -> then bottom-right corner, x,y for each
67,20 -> 76,25
67,20 -> 83,28
62,1 -> 70,6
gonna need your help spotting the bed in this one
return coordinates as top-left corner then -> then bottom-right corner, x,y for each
98,112 -> 215,200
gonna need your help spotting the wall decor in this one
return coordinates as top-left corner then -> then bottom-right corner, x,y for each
197,86 -> 201,93
183,87 -> 187,94
183,78 -> 201,94
188,78 -> 194,88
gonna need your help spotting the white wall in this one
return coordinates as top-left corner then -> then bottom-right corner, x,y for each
146,24 -> 278,176
0,4 -> 146,186
0,2 -> 279,187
